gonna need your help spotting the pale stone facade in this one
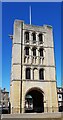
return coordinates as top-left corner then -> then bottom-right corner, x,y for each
10,20 -> 58,113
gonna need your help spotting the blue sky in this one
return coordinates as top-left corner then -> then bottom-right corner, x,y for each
2,2 -> 61,92
61,2 -> 63,86
0,1 -> 2,88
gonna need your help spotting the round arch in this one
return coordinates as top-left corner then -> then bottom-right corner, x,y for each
25,87 -> 44,113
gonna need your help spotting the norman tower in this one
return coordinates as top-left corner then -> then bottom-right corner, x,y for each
10,20 -> 58,113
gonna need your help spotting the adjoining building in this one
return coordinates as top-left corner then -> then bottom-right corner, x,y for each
0,88 -> 9,114
10,20 -> 58,114
57,87 -> 63,112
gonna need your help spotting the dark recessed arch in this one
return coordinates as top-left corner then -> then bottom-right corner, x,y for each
25,87 -> 44,113
32,32 -> 36,43
26,67 -> 31,79
32,47 -> 37,56
25,31 -> 29,42
25,87 -> 44,96
38,33 -> 43,43
39,68 -> 44,80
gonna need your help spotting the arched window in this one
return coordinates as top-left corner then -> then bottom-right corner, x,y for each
39,48 -> 44,57
32,47 -> 36,56
39,68 -> 44,80
25,47 -> 29,55
39,33 -> 43,43
25,31 -> 29,42
32,32 -> 36,43
26,68 -> 30,79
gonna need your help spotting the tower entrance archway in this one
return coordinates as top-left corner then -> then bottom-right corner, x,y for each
25,88 -> 44,113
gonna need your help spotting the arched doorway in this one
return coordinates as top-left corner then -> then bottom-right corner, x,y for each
25,88 -> 44,113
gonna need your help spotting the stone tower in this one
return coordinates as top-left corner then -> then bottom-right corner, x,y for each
10,20 -> 58,113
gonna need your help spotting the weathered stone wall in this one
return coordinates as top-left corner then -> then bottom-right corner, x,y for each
10,20 -> 58,113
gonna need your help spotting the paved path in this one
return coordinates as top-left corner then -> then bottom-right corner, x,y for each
1,112 -> 63,120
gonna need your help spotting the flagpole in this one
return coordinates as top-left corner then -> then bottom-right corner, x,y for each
30,6 -> 31,25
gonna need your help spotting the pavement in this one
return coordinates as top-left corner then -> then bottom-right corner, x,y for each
1,112 -> 63,120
